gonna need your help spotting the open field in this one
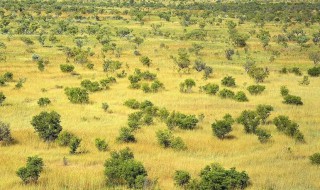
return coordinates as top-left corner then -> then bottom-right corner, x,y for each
0,1 -> 320,190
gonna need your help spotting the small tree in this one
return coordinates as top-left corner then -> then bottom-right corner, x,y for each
309,52 -> 320,65
37,97 -> 51,107
211,114 -> 234,139
180,79 -> 196,93
0,92 -> 6,105
117,127 -> 136,143
256,129 -> 271,143
69,136 -> 81,154
174,170 -> 191,187
237,110 -> 260,134
65,87 -> 89,104
31,111 -> 62,142
0,121 -> 13,145
280,86 -> 289,97
256,105 -> 274,124
95,138 -> 108,152
140,56 -> 151,67
234,91 -> 248,102
257,30 -> 271,49
174,48 -> 191,71
248,67 -> 269,83
156,129 -> 187,150
221,76 -> 236,87
16,156 -> 44,184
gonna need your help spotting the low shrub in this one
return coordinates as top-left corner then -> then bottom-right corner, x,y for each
247,85 -> 265,95
218,88 -> 235,99
95,138 -> 108,152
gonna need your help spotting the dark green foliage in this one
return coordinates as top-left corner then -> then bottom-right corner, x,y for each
15,78 -> 26,89
150,80 -> 164,92
65,87 -> 89,104
201,83 -> 219,95
103,59 -> 122,72
0,77 -> 5,86
174,170 -> 191,187
37,97 -> 51,107
184,163 -> 250,190
0,121 -> 13,145
225,49 -> 234,60
140,56 -> 151,67
57,131 -> 76,146
104,148 -> 147,188
273,115 -> 304,142
166,111 -> 199,130
180,78 -> 196,93
247,85 -> 265,95
221,76 -> 236,87
289,67 -> 302,76
69,136 -> 81,154
60,64 -> 74,73
256,105 -> 274,124
283,95 -> 303,105
309,153 -> 320,165
95,138 -> 108,152
280,86 -> 289,97
308,66 -> 320,77
248,67 -> 269,83
234,91 -> 248,102
158,107 -> 170,121
212,114 -> 234,139
0,92 -> 6,105
174,48 -> 191,70
31,111 -> 62,142
237,110 -> 260,134
219,88 -> 235,99
100,77 -> 116,89
3,72 -> 13,81
141,83 -> 151,93
80,79 -> 101,92
124,99 -> 140,109
156,129 -> 187,150
128,111 -> 144,129
256,129 -> 271,143
16,156 -> 44,184
117,127 -> 136,143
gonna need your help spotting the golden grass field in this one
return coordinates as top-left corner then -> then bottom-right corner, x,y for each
0,8 -> 320,190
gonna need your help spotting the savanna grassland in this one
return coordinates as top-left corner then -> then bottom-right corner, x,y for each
0,1 -> 320,190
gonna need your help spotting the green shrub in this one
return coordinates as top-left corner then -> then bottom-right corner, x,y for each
3,72 -> 13,81
308,66 -> 320,77
156,129 -> 187,150
158,107 -> 170,121
150,80 -> 164,92
212,114 -> 234,139
221,76 -> 236,87
256,104 -> 274,124
117,127 -> 136,143
104,148 -> 147,188
166,111 -> 199,130
309,153 -> 320,165
80,79 -> 101,92
69,136 -> 81,154
100,77 -> 116,89
57,131 -> 76,146
60,64 -> 74,73
0,92 -> 6,105
103,59 -> 122,72
283,95 -> 303,105
95,138 -> 108,152
128,111 -> 143,129
37,97 -> 51,107
273,115 -> 304,142
256,129 -> 271,143
16,156 -> 44,184
31,111 -> 62,142
201,83 -> 219,95
141,83 -> 151,93
140,56 -> 152,67
219,88 -> 235,99
65,87 -> 89,104
180,79 -> 196,93
124,99 -> 140,109
0,121 -> 13,145
174,170 -> 191,187
248,67 -> 269,83
237,110 -> 260,134
280,86 -> 289,97
0,77 -> 5,86
247,85 -> 265,95
289,67 -> 302,76
234,91 -> 248,102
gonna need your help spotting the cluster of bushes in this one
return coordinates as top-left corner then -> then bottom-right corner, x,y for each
221,76 -> 236,87
166,111 -> 199,130
247,84 -> 265,95
280,67 -> 302,76
63,46 -> 93,65
192,59 -> 213,79
57,131 -> 82,154
200,83 -> 219,95
156,129 -> 187,150
237,105 -> 274,143
128,69 -> 164,93
65,87 -> 89,104
16,156 -> 44,184
100,76 -> 117,89
103,59 -> 122,72
174,163 -> 250,189
81,79 -> 102,92
280,86 -> 303,105
104,148 -> 148,189
218,89 -> 249,102
273,115 -> 304,142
